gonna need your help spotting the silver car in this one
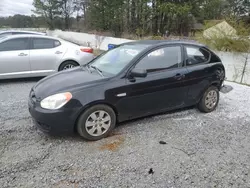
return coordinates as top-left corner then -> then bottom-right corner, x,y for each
0,35 -> 95,79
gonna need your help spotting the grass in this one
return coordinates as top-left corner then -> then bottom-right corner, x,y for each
93,49 -> 105,56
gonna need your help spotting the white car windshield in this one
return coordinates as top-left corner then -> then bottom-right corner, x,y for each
89,44 -> 149,75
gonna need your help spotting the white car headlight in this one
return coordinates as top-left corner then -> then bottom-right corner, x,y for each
40,92 -> 72,110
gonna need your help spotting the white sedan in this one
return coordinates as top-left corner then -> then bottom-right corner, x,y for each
0,34 -> 95,79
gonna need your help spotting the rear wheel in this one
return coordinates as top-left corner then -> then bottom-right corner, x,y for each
77,104 -> 116,141
59,61 -> 79,71
198,86 -> 219,113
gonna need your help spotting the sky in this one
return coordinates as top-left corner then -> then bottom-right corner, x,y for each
0,0 -> 34,17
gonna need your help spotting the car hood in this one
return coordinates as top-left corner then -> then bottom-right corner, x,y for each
33,67 -> 106,99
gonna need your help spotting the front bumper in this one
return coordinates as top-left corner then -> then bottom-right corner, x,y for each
28,99 -> 78,135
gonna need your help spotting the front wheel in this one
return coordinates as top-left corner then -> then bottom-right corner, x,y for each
198,86 -> 220,113
76,104 -> 116,141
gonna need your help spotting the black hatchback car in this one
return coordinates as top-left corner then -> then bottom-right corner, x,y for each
29,40 -> 230,141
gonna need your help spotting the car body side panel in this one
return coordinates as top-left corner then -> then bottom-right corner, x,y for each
185,62 -> 224,105
110,68 -> 188,119
60,47 -> 94,67
29,45 -> 67,74
0,50 -> 31,79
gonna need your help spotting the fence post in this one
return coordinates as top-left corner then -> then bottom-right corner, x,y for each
240,53 -> 249,83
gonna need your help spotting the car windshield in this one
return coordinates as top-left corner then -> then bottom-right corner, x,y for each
89,44 -> 149,75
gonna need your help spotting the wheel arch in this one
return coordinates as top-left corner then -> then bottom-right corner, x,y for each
197,81 -> 221,104
58,60 -> 80,71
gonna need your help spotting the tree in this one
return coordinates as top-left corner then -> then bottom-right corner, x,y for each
200,0 -> 227,20
33,0 -> 61,29
73,0 -> 89,22
58,0 -> 75,30
226,0 -> 250,17
5,0 -> 248,37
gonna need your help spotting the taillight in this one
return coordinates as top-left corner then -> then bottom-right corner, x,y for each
80,48 -> 93,53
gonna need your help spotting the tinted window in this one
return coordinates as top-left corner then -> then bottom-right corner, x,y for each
33,38 -> 58,49
13,32 -> 31,35
0,38 -> 29,51
54,40 -> 61,47
135,46 -> 182,73
185,46 -> 210,66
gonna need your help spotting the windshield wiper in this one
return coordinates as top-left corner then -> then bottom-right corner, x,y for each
90,65 -> 104,77
83,64 -> 91,73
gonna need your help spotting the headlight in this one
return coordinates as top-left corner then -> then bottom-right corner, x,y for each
40,92 -> 72,110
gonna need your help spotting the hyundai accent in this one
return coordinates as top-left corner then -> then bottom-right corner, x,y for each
28,40 -> 231,141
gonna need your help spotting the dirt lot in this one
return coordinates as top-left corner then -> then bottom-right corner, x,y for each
0,79 -> 250,188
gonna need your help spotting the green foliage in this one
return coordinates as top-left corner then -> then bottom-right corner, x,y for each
150,36 -> 164,40
199,36 -> 250,53
157,2 -> 193,36
0,15 -> 47,28
226,18 -> 250,36
201,0 -> 227,20
203,20 -> 224,30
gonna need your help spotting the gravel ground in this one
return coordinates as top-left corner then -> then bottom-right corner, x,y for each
0,79 -> 250,188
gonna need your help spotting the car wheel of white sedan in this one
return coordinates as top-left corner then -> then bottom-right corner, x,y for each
77,104 -> 116,141
59,61 -> 79,71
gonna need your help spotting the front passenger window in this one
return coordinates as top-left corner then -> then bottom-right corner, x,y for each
135,46 -> 182,73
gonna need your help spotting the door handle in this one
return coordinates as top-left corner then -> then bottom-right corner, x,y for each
18,53 -> 28,56
55,51 -> 63,54
174,73 -> 185,80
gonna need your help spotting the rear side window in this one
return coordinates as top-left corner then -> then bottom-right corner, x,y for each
0,38 -> 29,51
185,46 -> 211,66
54,40 -> 61,47
13,32 -> 28,35
32,38 -> 61,49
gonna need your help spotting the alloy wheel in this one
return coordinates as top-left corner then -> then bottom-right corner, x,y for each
85,110 -> 111,137
63,64 -> 75,70
205,90 -> 218,109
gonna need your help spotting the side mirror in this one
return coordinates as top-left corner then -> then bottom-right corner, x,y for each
129,68 -> 147,78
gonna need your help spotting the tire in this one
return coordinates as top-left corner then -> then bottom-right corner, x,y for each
58,61 -> 79,71
76,104 -> 116,141
198,86 -> 220,113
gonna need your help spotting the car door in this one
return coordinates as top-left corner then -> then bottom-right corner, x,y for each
183,45 -> 216,104
29,37 -> 65,76
0,37 -> 30,78
115,45 -> 189,119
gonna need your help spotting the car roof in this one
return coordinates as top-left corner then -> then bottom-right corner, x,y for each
1,34 -> 60,41
122,39 -> 205,47
0,30 -> 45,35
